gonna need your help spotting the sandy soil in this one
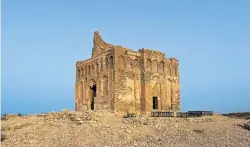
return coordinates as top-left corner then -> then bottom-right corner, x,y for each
1,110 -> 250,147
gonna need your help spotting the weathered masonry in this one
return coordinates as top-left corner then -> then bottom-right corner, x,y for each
75,31 -> 180,115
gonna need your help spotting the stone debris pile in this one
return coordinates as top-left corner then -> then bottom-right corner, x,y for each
36,109 -> 116,124
122,116 -> 214,125
1,114 -> 21,120
2,109 -> 116,124
239,122 -> 250,131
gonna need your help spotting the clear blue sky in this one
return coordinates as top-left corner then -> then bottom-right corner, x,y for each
2,0 -> 250,114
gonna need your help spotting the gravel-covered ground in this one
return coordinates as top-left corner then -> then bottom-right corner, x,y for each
1,110 -> 250,147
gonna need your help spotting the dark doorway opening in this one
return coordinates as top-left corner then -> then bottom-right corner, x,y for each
153,97 -> 158,109
91,85 -> 96,110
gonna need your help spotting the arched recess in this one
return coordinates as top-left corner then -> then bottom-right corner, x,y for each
100,58 -> 103,71
158,61 -> 164,73
79,69 -> 82,79
85,66 -> 87,75
152,60 -> 158,72
81,68 -> 84,78
88,79 -> 97,110
146,59 -> 152,70
133,59 -> 140,68
118,55 -> 125,69
126,57 -> 132,68
109,56 -> 114,69
91,64 -> 94,72
102,76 -> 108,96
82,68 -> 85,78
88,65 -> 91,75
95,62 -> 99,73
105,57 -> 108,69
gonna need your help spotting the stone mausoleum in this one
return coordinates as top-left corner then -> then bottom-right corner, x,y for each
75,31 -> 180,115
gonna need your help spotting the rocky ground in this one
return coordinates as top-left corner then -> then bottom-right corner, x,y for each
1,110 -> 250,147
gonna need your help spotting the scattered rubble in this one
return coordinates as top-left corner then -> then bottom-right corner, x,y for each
239,122 -> 250,131
1,110 -> 250,147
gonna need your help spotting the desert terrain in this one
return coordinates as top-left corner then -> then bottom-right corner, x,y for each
1,110 -> 250,147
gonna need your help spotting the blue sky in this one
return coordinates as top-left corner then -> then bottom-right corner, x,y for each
2,0 -> 250,114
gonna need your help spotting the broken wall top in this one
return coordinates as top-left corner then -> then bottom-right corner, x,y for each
77,31 -> 178,66
92,31 -> 114,57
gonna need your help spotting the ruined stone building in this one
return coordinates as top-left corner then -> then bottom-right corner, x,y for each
75,31 -> 180,115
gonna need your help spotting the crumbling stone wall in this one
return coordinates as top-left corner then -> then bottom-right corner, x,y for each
75,31 -> 180,115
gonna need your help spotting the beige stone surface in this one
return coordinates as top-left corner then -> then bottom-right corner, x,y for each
75,31 -> 180,115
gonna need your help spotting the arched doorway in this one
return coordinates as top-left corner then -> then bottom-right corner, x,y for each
152,83 -> 160,110
88,79 -> 97,110
153,97 -> 158,109
90,84 -> 96,110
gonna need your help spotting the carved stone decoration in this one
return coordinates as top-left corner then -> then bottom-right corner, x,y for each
75,31 -> 180,115
151,75 -> 159,88
152,83 -> 160,97
88,79 -> 96,88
